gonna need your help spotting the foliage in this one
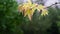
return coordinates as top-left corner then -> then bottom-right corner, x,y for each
0,0 -> 23,34
18,0 -> 48,20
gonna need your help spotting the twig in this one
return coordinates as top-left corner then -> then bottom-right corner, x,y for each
46,2 -> 60,8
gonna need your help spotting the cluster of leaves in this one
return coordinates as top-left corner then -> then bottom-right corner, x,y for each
18,0 -> 48,20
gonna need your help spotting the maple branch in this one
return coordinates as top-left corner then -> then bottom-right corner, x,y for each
45,2 -> 60,8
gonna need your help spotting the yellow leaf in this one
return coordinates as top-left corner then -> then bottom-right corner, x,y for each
36,4 -> 45,11
27,0 -> 32,4
36,4 -> 48,16
41,9 -> 48,16
24,7 -> 35,20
